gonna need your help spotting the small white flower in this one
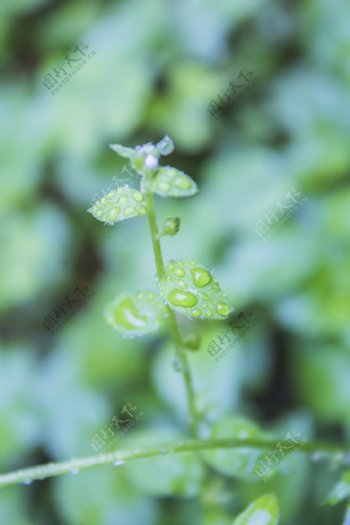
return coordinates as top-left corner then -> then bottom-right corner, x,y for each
145,155 -> 159,170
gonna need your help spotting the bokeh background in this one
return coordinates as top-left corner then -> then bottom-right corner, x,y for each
1,0 -> 350,523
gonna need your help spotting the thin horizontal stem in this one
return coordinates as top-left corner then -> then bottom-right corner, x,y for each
0,437 -> 348,488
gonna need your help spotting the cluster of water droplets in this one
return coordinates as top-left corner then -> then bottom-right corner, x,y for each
160,260 -> 232,320
150,167 -> 198,198
88,187 -> 147,225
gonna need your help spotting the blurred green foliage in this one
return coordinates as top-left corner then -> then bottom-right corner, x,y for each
1,0 -> 350,523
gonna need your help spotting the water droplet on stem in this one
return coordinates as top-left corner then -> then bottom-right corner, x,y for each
173,358 -> 184,373
113,460 -> 125,467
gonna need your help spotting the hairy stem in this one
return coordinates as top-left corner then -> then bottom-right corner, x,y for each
144,188 -> 200,435
0,437 -> 348,488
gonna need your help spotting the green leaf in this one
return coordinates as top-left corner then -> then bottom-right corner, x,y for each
327,471 -> 350,505
233,494 -> 280,525
160,259 -> 233,320
156,135 -> 175,156
87,187 -> 147,225
104,290 -> 168,338
202,416 -> 265,481
149,167 -> 198,198
109,143 -> 135,159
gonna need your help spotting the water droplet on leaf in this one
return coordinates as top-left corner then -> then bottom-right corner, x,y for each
191,268 -> 212,288
133,190 -> 143,202
110,297 -> 148,330
168,289 -> 198,308
216,303 -> 230,316
105,291 -> 168,337
175,176 -> 191,189
109,208 -> 120,221
159,182 -> 170,192
160,260 -> 233,320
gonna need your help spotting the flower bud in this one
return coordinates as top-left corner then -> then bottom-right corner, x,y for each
160,217 -> 180,237
145,155 -> 159,170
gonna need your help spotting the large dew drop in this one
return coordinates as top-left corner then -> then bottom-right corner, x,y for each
216,302 -> 230,316
167,289 -> 198,308
109,207 -> 120,221
159,182 -> 170,192
133,190 -> 143,202
174,267 -> 185,277
124,207 -> 134,216
191,267 -> 212,288
113,297 -> 148,329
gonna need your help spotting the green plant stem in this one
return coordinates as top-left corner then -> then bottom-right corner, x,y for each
144,188 -> 165,278
167,307 -> 200,435
0,438 -> 348,488
144,188 -> 200,435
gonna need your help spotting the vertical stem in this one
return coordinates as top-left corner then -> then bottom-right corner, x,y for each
167,308 -> 199,435
144,188 -> 200,436
144,189 -> 165,278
